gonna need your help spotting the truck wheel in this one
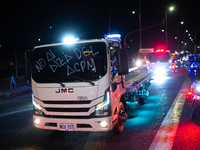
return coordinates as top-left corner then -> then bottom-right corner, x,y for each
139,98 -> 146,105
114,102 -> 126,133
191,100 -> 199,119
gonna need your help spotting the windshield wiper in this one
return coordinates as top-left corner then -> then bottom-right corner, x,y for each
35,75 -> 65,87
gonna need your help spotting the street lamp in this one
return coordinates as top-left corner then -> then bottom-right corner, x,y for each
132,6 -> 142,49
194,28 -> 200,53
165,6 -> 174,49
178,21 -> 184,51
132,11 -> 136,14
169,6 -> 174,11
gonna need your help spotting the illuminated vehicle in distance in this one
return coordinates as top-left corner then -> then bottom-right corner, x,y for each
172,58 -> 181,70
148,49 -> 172,75
187,66 -> 200,119
170,63 -> 177,73
188,55 -> 200,77
136,48 -> 154,69
188,61 -> 199,77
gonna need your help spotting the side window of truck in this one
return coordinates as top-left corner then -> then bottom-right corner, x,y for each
110,47 -> 118,77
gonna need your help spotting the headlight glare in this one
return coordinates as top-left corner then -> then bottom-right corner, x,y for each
136,61 -> 142,67
32,94 -> 43,115
154,67 -> 166,75
34,118 -> 40,125
99,121 -> 108,128
96,92 -> 110,111
196,86 -> 200,92
95,88 -> 110,116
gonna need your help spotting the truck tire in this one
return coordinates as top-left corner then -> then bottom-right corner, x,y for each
191,100 -> 199,119
139,98 -> 146,105
114,102 -> 126,134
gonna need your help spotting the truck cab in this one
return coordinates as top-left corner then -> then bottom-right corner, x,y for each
136,48 -> 154,69
25,38 -> 129,133
148,49 -> 172,75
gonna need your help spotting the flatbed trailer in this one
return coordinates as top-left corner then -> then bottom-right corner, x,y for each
125,70 -> 153,108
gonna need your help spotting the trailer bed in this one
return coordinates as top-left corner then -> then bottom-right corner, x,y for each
125,70 -> 153,92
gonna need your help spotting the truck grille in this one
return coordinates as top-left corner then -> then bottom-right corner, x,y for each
42,100 -> 91,104
45,108 -> 90,112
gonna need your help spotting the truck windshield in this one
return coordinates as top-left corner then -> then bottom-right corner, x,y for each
139,54 -> 149,59
32,42 -> 107,83
149,52 -> 170,62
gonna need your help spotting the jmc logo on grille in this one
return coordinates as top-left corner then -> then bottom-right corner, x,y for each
55,88 -> 74,93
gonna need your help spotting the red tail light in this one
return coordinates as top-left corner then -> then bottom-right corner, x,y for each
156,49 -> 161,52
187,91 -> 193,95
156,49 -> 164,52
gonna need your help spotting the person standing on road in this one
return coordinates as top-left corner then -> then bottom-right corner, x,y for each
6,61 -> 18,89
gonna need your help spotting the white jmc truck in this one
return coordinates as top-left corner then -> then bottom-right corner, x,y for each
25,38 -> 152,133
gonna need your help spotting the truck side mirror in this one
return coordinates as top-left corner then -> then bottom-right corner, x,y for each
25,50 -> 32,80
117,49 -> 129,75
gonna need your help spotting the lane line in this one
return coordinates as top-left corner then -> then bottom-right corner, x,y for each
0,106 -> 33,117
149,76 -> 191,150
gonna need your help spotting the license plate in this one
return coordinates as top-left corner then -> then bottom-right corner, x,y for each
59,123 -> 75,131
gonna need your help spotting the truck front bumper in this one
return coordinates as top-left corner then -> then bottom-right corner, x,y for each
33,115 -> 114,132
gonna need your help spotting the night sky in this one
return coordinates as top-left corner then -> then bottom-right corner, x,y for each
1,0 -> 200,56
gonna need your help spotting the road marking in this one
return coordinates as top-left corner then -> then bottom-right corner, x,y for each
0,105 -> 33,117
149,76 -> 191,150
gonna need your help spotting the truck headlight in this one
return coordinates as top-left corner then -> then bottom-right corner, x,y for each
154,67 -> 166,75
136,60 -> 142,67
34,118 -> 41,125
99,120 -> 108,128
95,88 -> 111,116
32,94 -> 43,115
196,86 -> 200,92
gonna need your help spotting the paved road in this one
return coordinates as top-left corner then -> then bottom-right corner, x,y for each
1,68 -> 200,150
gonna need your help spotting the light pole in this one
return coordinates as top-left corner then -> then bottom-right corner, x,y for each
178,21 -> 184,52
124,22 -> 164,48
165,11 -> 168,49
165,6 -> 174,50
139,0 -> 142,49
132,0 -> 142,49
